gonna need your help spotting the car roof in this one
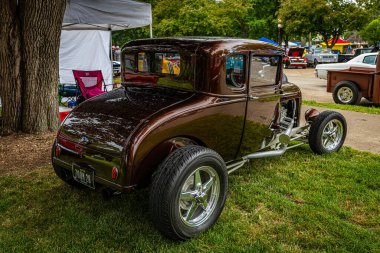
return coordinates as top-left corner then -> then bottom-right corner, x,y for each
122,37 -> 283,54
350,52 -> 378,61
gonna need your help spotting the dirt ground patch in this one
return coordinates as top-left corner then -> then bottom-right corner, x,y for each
0,132 -> 55,176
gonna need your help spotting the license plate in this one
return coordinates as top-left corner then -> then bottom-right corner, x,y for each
72,164 -> 95,189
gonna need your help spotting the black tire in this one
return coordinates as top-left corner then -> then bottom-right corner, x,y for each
149,145 -> 228,241
332,81 -> 361,105
313,59 -> 319,67
308,111 -> 347,154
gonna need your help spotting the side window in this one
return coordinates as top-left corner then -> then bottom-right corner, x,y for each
226,54 -> 246,89
363,55 -> 376,65
138,52 -> 150,72
250,56 -> 280,87
124,53 -> 135,72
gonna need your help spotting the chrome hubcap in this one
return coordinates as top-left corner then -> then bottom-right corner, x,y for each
337,87 -> 353,103
322,119 -> 343,151
178,166 -> 220,227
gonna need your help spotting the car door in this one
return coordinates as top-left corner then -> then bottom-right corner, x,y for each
238,54 -> 281,156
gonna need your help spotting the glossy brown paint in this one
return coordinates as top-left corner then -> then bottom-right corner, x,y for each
327,52 -> 380,104
53,37 -> 302,191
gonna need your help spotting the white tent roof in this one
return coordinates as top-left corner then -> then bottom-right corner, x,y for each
62,0 -> 152,31
59,0 -> 152,85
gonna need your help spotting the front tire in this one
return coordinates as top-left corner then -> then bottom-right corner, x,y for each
333,81 -> 361,105
149,145 -> 228,241
313,59 -> 319,67
308,111 -> 347,154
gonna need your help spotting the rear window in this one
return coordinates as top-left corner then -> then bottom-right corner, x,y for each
123,51 -> 193,90
363,55 -> 377,65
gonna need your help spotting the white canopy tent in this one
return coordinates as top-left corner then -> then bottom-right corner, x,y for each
59,0 -> 152,85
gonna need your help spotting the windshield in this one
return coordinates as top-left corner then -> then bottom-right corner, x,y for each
314,48 -> 332,54
122,51 -> 194,90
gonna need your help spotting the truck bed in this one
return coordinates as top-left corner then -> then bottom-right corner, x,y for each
327,67 -> 375,100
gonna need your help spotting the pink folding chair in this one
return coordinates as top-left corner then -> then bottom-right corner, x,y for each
72,70 -> 111,100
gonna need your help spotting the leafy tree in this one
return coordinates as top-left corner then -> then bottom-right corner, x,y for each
113,0 -> 282,43
0,0 -> 66,135
247,0 -> 281,40
360,19 -> 380,45
152,0 -> 251,37
112,27 -> 150,47
279,0 -> 369,48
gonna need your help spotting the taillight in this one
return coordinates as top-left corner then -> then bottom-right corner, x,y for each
57,133 -> 83,155
55,145 -> 61,157
111,167 -> 118,181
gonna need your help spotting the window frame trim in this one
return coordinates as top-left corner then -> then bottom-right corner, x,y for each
249,53 -> 282,88
224,52 -> 249,94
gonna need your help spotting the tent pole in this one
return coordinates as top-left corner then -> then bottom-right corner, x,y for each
150,24 -> 153,38
110,30 -> 113,89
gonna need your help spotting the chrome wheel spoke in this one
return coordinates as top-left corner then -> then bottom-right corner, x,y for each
194,170 -> 202,190
180,191 -> 197,202
185,202 -> 198,221
200,197 -> 208,210
323,136 -> 330,147
202,177 -> 214,193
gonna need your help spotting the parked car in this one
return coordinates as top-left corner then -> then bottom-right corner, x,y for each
305,48 -> 338,67
283,47 -> 307,68
315,52 -> 378,79
112,60 -> 121,75
337,48 -> 375,63
327,52 -> 380,105
52,38 -> 347,241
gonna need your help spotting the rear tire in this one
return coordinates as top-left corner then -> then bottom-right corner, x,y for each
149,145 -> 228,241
308,111 -> 347,154
332,81 -> 361,105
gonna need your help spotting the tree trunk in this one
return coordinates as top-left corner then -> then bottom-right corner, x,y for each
0,1 -> 23,135
0,0 -> 65,135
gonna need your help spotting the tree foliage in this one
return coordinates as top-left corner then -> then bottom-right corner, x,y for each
278,0 -> 369,47
360,19 -> 380,45
112,0 -> 282,45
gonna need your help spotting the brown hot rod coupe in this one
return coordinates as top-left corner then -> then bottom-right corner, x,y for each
52,38 -> 347,241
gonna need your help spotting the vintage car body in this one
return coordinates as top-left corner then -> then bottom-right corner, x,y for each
327,52 -> 380,105
305,48 -> 338,67
284,47 -> 307,68
52,38 -> 347,241
315,52 -> 378,79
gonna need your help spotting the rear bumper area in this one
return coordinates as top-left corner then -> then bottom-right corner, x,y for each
289,62 -> 307,67
52,141 -> 134,193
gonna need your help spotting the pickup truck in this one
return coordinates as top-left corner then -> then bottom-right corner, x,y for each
327,52 -> 380,105
305,48 -> 338,67
52,37 -> 347,241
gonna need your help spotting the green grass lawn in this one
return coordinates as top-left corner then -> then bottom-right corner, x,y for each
303,100 -> 380,115
1,146 -> 379,252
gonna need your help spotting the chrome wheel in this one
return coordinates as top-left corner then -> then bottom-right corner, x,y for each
321,119 -> 344,151
337,87 -> 353,103
178,166 -> 220,228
